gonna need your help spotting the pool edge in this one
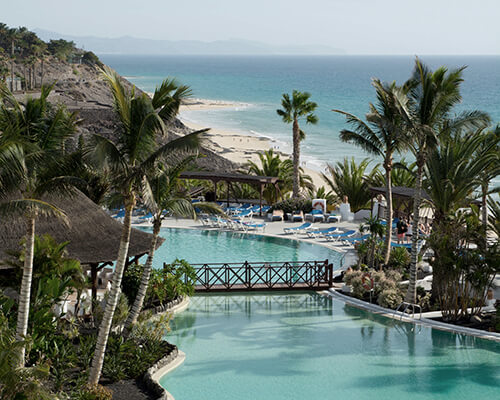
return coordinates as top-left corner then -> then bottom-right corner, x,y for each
326,288 -> 500,342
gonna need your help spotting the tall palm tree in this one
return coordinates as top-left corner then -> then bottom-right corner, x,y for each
86,67 -> 206,386
476,126 -> 500,237
247,149 -> 313,204
333,79 -> 407,264
322,157 -> 377,213
0,83 -> 77,367
276,90 -> 318,198
123,157 -> 221,335
394,58 -> 490,304
426,130 -> 497,224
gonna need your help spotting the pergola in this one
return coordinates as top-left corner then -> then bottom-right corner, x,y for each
369,186 -> 482,219
369,186 -> 431,217
180,171 -> 281,215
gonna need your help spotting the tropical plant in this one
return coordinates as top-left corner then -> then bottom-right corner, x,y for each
476,126 -> 500,236
333,79 -> 407,265
394,58 -> 490,304
425,130 -> 497,223
322,157 -> 377,212
145,259 -> 197,308
487,197 -> 500,237
360,216 -> 386,269
84,67 -> 205,386
0,306 -> 52,400
428,210 -> 499,321
276,90 -> 318,198
248,149 -> 313,204
123,157 -> 221,335
307,186 -> 338,206
0,83 -> 78,367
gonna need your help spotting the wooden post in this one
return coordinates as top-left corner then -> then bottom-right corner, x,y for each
213,180 -> 217,202
370,196 -> 374,217
90,263 -> 98,307
328,260 -> 333,287
226,180 -> 230,207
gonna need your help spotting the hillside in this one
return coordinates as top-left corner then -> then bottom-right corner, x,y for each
0,23 -> 236,171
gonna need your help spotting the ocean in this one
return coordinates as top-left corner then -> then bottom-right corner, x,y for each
100,55 -> 500,178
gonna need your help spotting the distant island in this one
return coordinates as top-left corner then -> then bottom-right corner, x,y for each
34,28 -> 346,56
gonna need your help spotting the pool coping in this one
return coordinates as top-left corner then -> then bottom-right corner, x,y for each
326,288 -> 500,342
144,296 -> 190,400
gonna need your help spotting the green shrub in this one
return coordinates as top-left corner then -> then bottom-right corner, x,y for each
378,288 -> 403,309
146,259 -> 196,307
270,198 -> 312,214
82,51 -> 103,68
389,247 -> 411,272
122,264 -> 144,305
74,384 -> 113,400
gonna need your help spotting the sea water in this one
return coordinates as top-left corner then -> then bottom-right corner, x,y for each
100,54 -> 500,179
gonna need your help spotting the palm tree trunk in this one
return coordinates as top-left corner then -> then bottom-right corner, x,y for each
383,162 -> 393,266
15,216 -> 35,367
405,161 -> 423,304
481,182 -> 488,248
292,119 -> 300,198
123,218 -> 161,337
88,196 -> 135,387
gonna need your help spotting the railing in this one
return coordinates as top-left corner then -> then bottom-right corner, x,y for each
188,260 -> 333,292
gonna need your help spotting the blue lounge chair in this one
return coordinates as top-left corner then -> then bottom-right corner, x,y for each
306,226 -> 339,238
305,209 -> 325,222
341,234 -> 370,245
327,214 -> 341,223
243,222 -> 266,232
325,230 -> 356,242
283,222 -> 312,234
291,210 -> 304,222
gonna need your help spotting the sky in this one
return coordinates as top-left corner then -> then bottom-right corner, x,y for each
2,0 -> 500,55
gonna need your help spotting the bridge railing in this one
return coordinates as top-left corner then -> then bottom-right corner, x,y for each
187,260 -> 333,291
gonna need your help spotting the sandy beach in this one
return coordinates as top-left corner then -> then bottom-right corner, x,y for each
179,99 -> 327,189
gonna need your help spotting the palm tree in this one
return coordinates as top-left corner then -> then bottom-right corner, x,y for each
425,130 -> 497,224
0,84 -> 77,367
322,158 -> 377,212
333,79 -> 407,265
123,157 -> 221,335
276,90 -> 318,198
395,58 -> 490,304
86,67 -> 206,386
247,149 -> 313,204
476,126 -> 500,237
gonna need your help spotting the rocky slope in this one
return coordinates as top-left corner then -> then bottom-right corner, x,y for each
10,58 -> 237,171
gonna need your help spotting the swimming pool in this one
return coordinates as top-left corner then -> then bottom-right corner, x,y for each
160,293 -> 499,400
139,227 -> 343,268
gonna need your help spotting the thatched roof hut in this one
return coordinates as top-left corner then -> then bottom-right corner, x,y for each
0,190 -> 161,265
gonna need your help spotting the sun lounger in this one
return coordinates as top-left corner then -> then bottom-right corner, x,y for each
243,222 -> 266,232
326,214 -> 341,223
305,209 -> 325,222
290,210 -> 304,222
324,230 -> 356,242
306,226 -> 339,238
269,210 -> 284,221
340,234 -> 370,245
283,222 -> 312,234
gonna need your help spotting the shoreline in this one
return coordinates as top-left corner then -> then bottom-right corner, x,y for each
179,99 -> 328,189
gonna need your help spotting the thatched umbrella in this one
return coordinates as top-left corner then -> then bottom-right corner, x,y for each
0,190 -> 163,303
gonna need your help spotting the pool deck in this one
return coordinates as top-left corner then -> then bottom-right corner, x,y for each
133,216 -> 360,268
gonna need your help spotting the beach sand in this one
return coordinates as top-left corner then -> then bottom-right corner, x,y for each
179,99 -> 327,189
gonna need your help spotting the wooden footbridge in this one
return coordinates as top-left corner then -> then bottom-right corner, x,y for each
188,260 -> 334,292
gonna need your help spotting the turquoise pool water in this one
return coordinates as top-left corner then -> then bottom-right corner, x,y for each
139,227 -> 342,267
160,293 -> 500,400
